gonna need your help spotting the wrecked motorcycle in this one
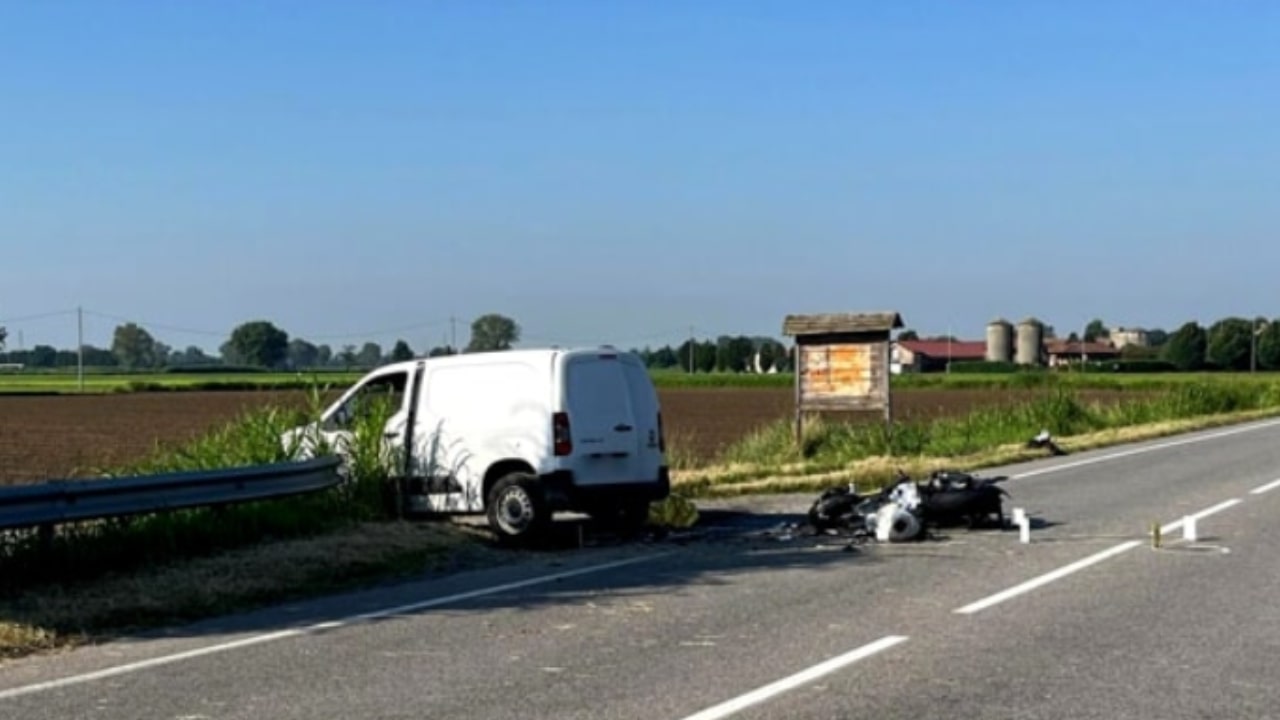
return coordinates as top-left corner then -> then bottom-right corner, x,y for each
807,468 -> 1010,541
917,469 -> 1010,529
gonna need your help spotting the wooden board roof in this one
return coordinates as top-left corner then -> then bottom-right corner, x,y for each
782,312 -> 904,336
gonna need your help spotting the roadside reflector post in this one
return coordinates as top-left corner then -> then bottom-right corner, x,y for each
1013,508 -> 1030,544
1183,515 -> 1197,543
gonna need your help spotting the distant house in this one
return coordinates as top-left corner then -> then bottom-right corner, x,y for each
1109,327 -> 1149,349
1045,339 -> 1120,368
892,340 -> 987,373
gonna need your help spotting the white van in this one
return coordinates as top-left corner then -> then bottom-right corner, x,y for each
284,347 -> 670,543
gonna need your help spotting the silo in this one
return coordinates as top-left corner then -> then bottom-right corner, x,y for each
985,318 -> 1014,363
1015,317 -> 1044,366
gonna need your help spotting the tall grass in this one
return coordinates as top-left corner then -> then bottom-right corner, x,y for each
0,383 -> 402,590
715,381 -> 1280,472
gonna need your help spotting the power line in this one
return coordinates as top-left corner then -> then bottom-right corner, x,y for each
0,309 -> 78,324
83,310 -> 227,338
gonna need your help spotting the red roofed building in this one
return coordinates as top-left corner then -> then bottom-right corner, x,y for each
892,339 -> 987,373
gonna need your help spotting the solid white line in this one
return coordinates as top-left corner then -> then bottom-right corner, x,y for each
0,552 -> 670,702
954,541 -> 1142,615
1251,478 -> 1280,495
1010,419 -> 1280,480
677,635 -> 909,720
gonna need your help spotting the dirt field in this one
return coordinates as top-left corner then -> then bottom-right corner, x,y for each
0,387 -> 1143,485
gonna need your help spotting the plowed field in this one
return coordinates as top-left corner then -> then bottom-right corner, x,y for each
0,387 -> 1142,485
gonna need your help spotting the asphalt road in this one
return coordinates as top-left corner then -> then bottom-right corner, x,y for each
4,418 -> 1280,719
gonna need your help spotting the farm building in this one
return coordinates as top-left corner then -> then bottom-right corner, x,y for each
1045,339 -> 1120,367
1108,327 -> 1149,349
891,339 -> 986,373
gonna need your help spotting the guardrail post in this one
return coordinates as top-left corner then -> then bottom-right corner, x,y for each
38,523 -> 54,552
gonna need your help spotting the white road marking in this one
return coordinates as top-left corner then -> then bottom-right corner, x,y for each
1160,498 -> 1242,535
0,552 -> 670,702
1250,478 -> 1280,495
955,541 -> 1143,614
677,635 -> 909,720
1009,419 -> 1280,480
958,494 -> 1249,615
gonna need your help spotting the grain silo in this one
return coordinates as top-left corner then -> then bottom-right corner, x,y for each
985,318 -> 1014,363
1015,317 -> 1044,366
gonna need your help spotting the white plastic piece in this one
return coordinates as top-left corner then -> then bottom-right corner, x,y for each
1183,515 -> 1197,542
875,505 -> 895,542
1013,507 -> 1026,525
1018,515 -> 1031,544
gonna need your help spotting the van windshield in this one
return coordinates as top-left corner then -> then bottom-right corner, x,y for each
328,371 -> 408,429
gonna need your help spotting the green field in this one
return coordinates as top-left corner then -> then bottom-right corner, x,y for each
1,367 -> 1277,394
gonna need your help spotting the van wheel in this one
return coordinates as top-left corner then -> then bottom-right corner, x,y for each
486,473 -> 550,544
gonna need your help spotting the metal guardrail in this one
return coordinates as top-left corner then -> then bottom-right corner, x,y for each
0,456 -> 344,532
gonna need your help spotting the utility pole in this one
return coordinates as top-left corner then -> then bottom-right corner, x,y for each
450,315 -> 457,352
688,326 -> 695,373
946,326 -> 952,373
77,306 -> 84,392
1252,318 -> 1261,373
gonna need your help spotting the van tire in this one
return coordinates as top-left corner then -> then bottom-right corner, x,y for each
486,473 -> 550,544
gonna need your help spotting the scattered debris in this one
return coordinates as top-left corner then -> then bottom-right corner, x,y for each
1026,429 -> 1067,456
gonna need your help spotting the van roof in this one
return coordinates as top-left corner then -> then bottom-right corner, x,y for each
377,346 -> 632,373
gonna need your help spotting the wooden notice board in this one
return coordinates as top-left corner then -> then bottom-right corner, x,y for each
797,342 -> 887,411
782,311 -> 903,441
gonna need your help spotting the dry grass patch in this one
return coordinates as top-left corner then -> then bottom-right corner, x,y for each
0,520 -> 497,661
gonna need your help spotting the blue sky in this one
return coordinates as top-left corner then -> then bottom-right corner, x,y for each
2,1 -> 1277,353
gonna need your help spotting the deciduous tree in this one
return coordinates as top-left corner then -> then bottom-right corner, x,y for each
1161,321 -> 1207,370
390,339 -> 414,361
466,314 -> 520,352
1206,317 -> 1253,370
287,339 -> 320,369
222,320 -> 290,369
1083,319 -> 1108,342
111,322 -> 159,369
356,342 -> 383,367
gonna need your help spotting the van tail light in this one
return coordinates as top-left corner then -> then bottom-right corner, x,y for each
553,412 -> 572,456
657,412 -> 666,452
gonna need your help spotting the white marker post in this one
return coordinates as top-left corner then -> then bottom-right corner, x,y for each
1183,515 -> 1198,543
1013,508 -> 1030,544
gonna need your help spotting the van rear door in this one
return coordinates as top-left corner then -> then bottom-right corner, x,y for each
618,356 -> 665,478
562,352 -> 640,484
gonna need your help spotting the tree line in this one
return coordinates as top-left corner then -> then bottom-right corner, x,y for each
0,313 -> 523,371
630,336 -> 792,373
5,312 -> 1275,373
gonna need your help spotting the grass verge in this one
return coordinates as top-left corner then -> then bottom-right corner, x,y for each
672,407 -> 1280,499
670,380 -> 1280,496
0,520 -> 503,661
